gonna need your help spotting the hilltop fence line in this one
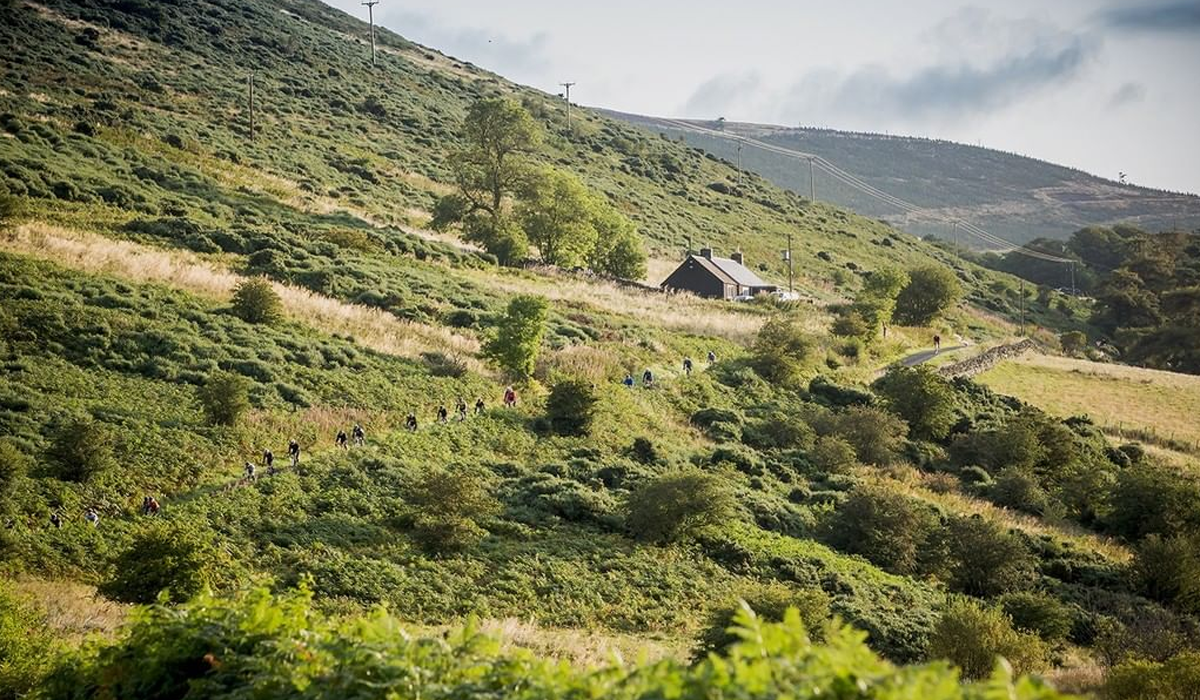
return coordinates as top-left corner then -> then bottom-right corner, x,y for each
937,339 -> 1040,379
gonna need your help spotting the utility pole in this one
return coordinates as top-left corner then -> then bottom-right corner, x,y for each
784,233 -> 794,293
1019,277 -> 1026,336
1069,262 -> 1076,297
247,72 -> 255,140
952,220 -> 959,249
808,157 -> 816,201
736,142 -> 743,188
362,1 -> 380,67
560,82 -> 576,131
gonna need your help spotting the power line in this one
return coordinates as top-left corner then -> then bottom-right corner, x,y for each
654,117 -> 1075,264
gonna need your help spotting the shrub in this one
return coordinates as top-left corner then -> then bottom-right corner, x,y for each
998,591 -> 1074,642
927,597 -> 1049,680
988,468 -> 1051,515
1060,331 -> 1087,357
822,405 -> 908,466
0,440 -> 29,504
933,516 -> 1035,597
751,316 -> 815,385
0,582 -> 57,698
873,366 -> 958,440
808,435 -> 857,474
47,416 -> 116,483
197,371 -> 251,426
694,583 -> 831,659
98,524 -> 216,604
1105,651 -> 1200,700
624,470 -> 736,543
894,265 -> 962,326
230,277 -> 283,324
830,310 -> 870,339
742,414 -> 815,451
408,469 -> 501,552
545,379 -> 598,436
824,484 -> 938,575
1129,534 -> 1200,614
482,295 -> 548,379
1106,461 -> 1200,540
808,376 -> 875,407
630,437 -> 661,465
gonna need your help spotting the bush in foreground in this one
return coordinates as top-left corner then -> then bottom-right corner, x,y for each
694,582 -> 831,659
98,524 -> 218,604
927,596 -> 1050,681
37,587 -> 1069,700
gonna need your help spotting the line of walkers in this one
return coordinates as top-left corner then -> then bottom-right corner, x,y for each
624,350 -> 717,389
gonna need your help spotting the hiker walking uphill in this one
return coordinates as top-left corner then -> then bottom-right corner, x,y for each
474,397 -> 485,415
405,412 -> 418,432
623,373 -> 635,389
437,404 -> 449,425
503,386 -> 518,408
335,429 -> 349,450
352,423 -> 365,446
683,357 -> 694,376
933,334 -> 942,354
243,461 -> 256,481
263,449 -> 275,475
288,439 -> 300,467
456,397 -> 468,422
84,508 -> 99,527
707,350 -> 717,364
642,369 -> 654,388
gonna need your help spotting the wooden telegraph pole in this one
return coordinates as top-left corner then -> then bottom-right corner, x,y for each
247,72 -> 255,140
363,0 -> 380,66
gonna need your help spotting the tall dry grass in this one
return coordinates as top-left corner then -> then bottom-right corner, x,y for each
1,223 -> 480,367
461,266 -> 778,343
11,577 -> 129,642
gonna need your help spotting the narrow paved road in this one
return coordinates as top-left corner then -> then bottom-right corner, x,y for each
898,345 -> 968,367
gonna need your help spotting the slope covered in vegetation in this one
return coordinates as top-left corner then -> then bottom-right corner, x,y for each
1,1 -> 1198,698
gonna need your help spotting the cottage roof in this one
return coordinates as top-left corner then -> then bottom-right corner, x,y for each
688,255 -> 737,285
709,256 -> 771,288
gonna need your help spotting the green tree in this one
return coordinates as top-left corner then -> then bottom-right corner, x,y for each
998,591 -> 1073,643
588,203 -> 646,279
517,168 -> 598,267
894,265 -> 962,325
99,524 -> 217,604
1130,533 -> 1200,614
1106,651 -> 1200,700
927,597 -> 1049,680
854,267 -> 909,338
825,484 -> 938,575
751,316 -> 815,385
408,469 -> 502,552
197,371 -> 251,426
932,516 -> 1035,597
230,278 -> 283,325
545,379 -> 598,436
820,405 -> 908,466
624,469 -> 736,543
482,295 -> 549,379
432,98 -> 540,264
48,416 -> 116,483
873,366 -> 958,440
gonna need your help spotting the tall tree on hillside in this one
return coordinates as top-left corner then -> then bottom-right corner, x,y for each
894,265 -> 962,326
853,267 -> 909,338
517,168 -> 598,268
432,98 -> 540,264
588,201 -> 647,280
483,295 -> 549,379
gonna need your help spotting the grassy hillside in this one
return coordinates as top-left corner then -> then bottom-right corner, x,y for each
607,113 -> 1200,246
1,1 -> 1198,697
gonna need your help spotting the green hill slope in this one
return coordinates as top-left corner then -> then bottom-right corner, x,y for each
1,1 -> 1198,697
606,113 -> 1200,246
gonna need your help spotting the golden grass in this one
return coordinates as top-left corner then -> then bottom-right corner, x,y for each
460,266 -> 794,344
978,353 -> 1200,451
409,617 -> 686,668
10,577 -> 129,643
1,223 -> 481,367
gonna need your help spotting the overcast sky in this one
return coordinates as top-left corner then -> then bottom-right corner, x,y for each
324,0 -> 1200,194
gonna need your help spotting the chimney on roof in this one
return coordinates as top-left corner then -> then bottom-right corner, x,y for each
700,247 -> 713,260
731,250 -> 744,265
